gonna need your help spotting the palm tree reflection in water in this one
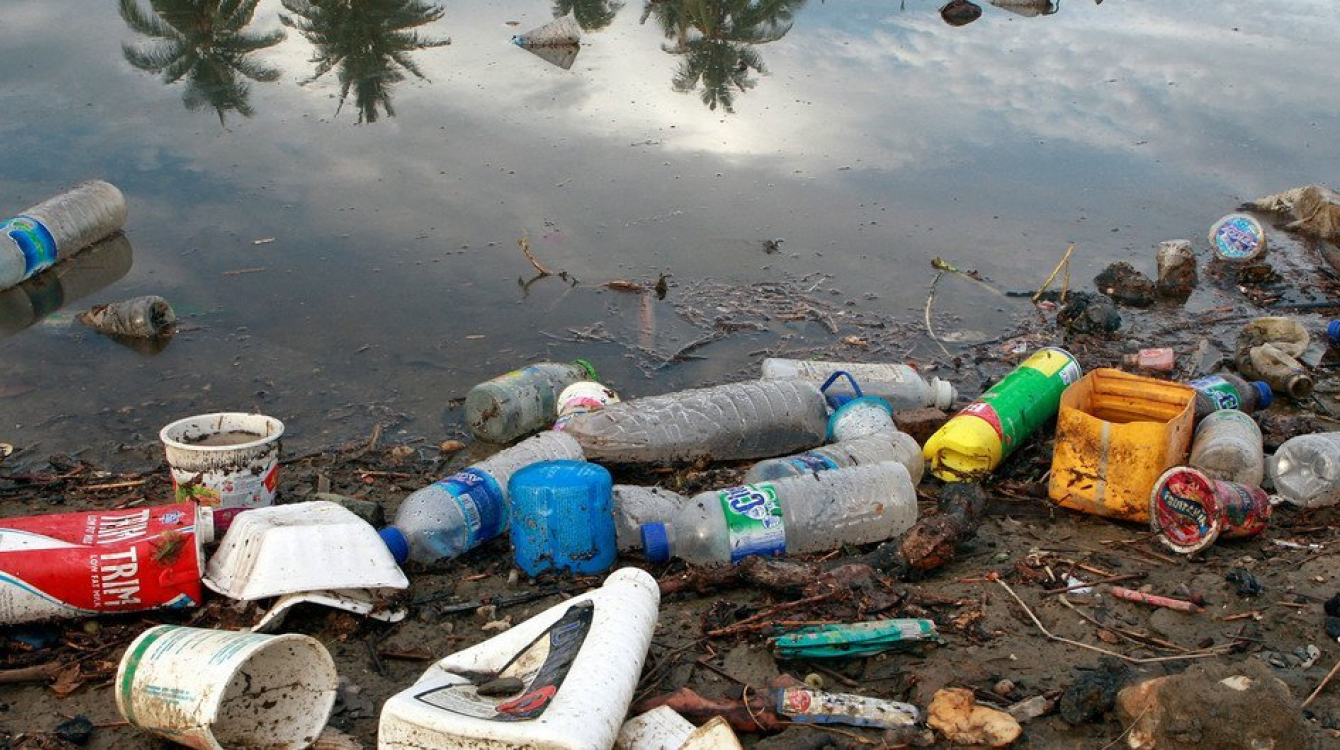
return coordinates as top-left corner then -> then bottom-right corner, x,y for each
553,0 -> 626,32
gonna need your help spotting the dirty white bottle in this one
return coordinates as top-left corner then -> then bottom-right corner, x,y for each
1187,409 -> 1265,487
1269,432 -> 1340,508
760,358 -> 956,410
612,485 -> 688,551
743,430 -> 924,485
560,379 -> 828,463
1,181 -> 127,290
641,462 -> 917,564
465,361 -> 597,443
379,431 -> 584,565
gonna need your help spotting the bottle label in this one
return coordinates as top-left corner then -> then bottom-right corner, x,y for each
719,484 -> 786,562
1190,376 -> 1242,410
960,348 -> 1080,454
787,454 -> 839,474
439,468 -> 507,548
1,215 -> 58,277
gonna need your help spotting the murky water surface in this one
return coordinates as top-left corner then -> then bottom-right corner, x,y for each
3,0 -> 1339,466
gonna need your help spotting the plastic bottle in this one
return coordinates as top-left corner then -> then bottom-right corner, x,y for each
560,379 -> 828,464
508,461 -> 615,576
0,232 -> 132,340
612,485 -> 688,551
640,462 -> 917,565
1329,320 -> 1340,348
1123,348 -> 1175,372
1243,343 -> 1313,400
465,361 -> 597,444
760,358 -> 956,410
1189,372 -> 1273,420
923,348 -> 1082,482
1,181 -> 127,290
77,295 -> 176,338
1187,409 -> 1265,486
552,380 -> 619,431
743,431 -> 924,485
1268,432 -> 1340,508
379,431 -> 584,565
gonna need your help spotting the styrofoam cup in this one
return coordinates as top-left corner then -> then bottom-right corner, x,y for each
160,412 -> 284,530
116,625 -> 337,750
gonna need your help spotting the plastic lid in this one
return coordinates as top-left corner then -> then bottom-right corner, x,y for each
641,523 -> 671,562
1150,467 -> 1222,555
1209,213 -> 1267,261
1251,381 -> 1273,409
1329,320 -> 1340,345
827,396 -> 894,442
924,414 -> 1004,482
931,379 -> 957,409
379,526 -> 410,565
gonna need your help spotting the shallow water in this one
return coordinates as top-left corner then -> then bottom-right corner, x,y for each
3,0 -> 1340,467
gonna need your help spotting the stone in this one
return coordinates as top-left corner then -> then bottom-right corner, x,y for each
927,687 -> 1021,747
893,407 -> 949,445
311,492 -> 385,527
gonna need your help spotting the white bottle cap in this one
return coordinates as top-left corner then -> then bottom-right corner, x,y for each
931,379 -> 957,409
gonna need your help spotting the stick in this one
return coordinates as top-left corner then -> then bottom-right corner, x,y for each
222,267 -> 267,276
1109,586 -> 1203,613
1303,654 -> 1340,708
1032,244 -> 1075,305
924,270 -> 950,357
705,592 -> 839,638
81,478 -> 149,491
518,233 -> 553,276
0,663 -> 60,684
1044,573 -> 1146,596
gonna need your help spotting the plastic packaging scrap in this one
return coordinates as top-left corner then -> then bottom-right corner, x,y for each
77,294 -> 175,338
924,347 -> 1081,482
1268,432 -> 1340,508
1208,213 -> 1267,262
1154,239 -> 1197,299
1188,409 -> 1265,487
1247,184 -> 1340,241
776,685 -> 920,729
1236,317 -> 1313,399
743,430 -> 924,485
509,460 -> 616,576
513,14 -> 581,47
465,360 -> 596,443
613,484 -> 687,551
771,618 -> 940,659
1150,466 -> 1270,555
379,430 -> 584,565
0,232 -> 132,340
378,567 -> 659,750
1189,372 -> 1272,420
616,708 -> 741,750
761,357 -> 957,410
928,687 -> 1022,747
560,379 -> 828,464
116,625 -> 338,750
1,180 -> 126,290
640,462 -> 917,565
0,502 -> 209,625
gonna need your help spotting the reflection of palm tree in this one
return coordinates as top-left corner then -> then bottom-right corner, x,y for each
642,0 -> 805,113
120,0 -> 285,125
553,0 -> 625,31
279,0 -> 450,124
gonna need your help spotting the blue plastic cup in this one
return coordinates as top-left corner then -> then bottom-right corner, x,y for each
508,461 -> 615,576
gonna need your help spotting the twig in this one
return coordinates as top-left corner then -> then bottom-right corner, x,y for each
81,478 -> 149,492
706,592 -> 839,638
1033,244 -> 1075,305
924,270 -> 951,357
1101,704 -> 1151,750
222,267 -> 267,276
0,663 -> 60,684
1303,654 -> 1340,708
518,232 -> 553,276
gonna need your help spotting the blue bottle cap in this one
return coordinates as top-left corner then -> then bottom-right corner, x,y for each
1329,320 -> 1340,345
1251,381 -> 1273,409
641,523 -> 671,562
379,526 -> 410,565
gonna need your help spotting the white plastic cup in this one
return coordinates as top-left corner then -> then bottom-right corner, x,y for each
160,413 -> 284,531
115,625 -> 337,750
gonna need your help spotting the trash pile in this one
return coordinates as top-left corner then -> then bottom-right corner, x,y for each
7,184 -> 1340,748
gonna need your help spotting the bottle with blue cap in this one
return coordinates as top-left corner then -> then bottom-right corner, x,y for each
379,431 -> 584,566
640,462 -> 917,566
1188,372 -> 1272,421
760,358 -> 956,410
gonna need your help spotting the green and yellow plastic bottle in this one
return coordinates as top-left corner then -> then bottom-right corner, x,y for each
923,347 -> 1081,481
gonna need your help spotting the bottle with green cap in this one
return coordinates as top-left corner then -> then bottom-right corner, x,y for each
465,360 -> 598,443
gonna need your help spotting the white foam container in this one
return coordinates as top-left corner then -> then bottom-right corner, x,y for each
379,567 -> 660,749
205,501 -> 408,600
160,412 -> 284,529
616,707 -> 743,750
116,625 -> 338,750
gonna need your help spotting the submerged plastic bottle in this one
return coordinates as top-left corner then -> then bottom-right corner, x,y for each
1187,409 -> 1265,487
640,462 -> 917,565
612,485 -> 688,551
465,361 -> 597,444
1188,372 -> 1273,420
760,358 -> 956,410
1,181 -> 127,290
1243,344 -> 1313,400
379,431 -> 584,565
923,348 -> 1081,482
743,431 -> 924,485
560,379 -> 828,463
1268,433 -> 1340,508
77,295 -> 176,338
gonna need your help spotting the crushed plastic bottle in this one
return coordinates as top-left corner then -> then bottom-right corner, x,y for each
760,358 -> 956,410
379,431 -> 584,565
1243,343 -> 1313,400
1188,372 -> 1272,420
612,485 -> 688,551
1123,347 -> 1175,372
1,181 -> 127,291
743,431 -> 924,485
464,361 -> 597,444
77,295 -> 175,338
1269,432 -> 1340,508
560,379 -> 828,464
640,462 -> 917,565
1188,409 -> 1265,487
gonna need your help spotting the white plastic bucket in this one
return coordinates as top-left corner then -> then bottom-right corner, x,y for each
115,625 -> 338,750
160,412 -> 284,530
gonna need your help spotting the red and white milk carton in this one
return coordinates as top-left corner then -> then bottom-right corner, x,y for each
0,502 -> 211,625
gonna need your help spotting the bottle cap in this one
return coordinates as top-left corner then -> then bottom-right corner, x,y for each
827,396 -> 894,442
379,527 -> 410,565
931,378 -> 957,409
641,523 -> 671,562
1208,213 -> 1267,262
1251,380 -> 1273,409
1150,467 -> 1224,555
574,359 -> 598,381
1329,320 -> 1340,346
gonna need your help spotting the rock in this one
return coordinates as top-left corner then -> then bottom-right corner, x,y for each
54,715 -> 93,745
1226,567 -> 1263,597
313,728 -> 364,750
1115,660 -> 1311,750
993,678 -> 1016,698
927,687 -> 1021,747
1155,240 -> 1198,299
1325,593 -> 1340,617
1095,262 -> 1156,307
940,0 -> 982,27
1325,616 -> 1340,641
1057,292 -> 1121,334
723,643 -> 781,688
893,407 -> 950,445
311,492 -> 385,527
1060,657 -> 1135,725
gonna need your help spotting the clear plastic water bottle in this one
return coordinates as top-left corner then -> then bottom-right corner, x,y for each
1187,409 -> 1265,486
1,181 -> 127,290
1268,432 -> 1340,508
379,431 -> 584,565
761,358 -> 956,410
612,484 -> 688,551
1189,372 -> 1272,420
640,462 -> 917,565
560,379 -> 828,463
464,361 -> 597,444
743,430 -> 924,485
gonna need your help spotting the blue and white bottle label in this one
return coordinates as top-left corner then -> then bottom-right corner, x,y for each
788,454 -> 839,474
439,468 -> 507,548
1,215 -> 58,278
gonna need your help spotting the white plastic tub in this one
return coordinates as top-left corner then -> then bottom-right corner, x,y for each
160,412 -> 284,530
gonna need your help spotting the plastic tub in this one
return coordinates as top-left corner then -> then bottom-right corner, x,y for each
160,412 -> 284,530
